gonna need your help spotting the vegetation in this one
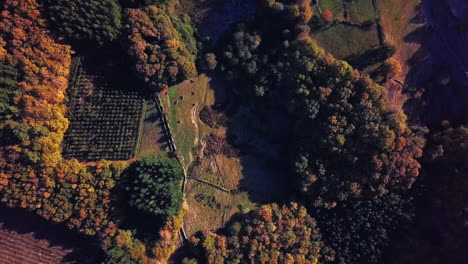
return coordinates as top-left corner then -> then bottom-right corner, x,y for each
312,23 -> 380,59
123,4 -> 197,91
159,74 -> 216,166
316,193 -> 414,264
187,203 -> 327,264
126,155 -> 183,221
0,1 -> 184,262
0,63 -> 19,121
318,0 -> 345,16
287,38 -> 424,207
62,57 -> 145,161
215,0 -> 424,208
46,0 -> 122,44
347,0 -> 377,24
0,0 -> 464,264
388,123 -> 468,264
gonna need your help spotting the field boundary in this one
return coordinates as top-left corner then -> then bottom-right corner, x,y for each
134,100 -> 148,159
153,94 -> 189,241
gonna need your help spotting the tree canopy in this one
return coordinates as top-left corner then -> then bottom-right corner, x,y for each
188,203 -> 327,264
126,155 -> 183,221
123,5 -> 197,91
316,193 -> 414,264
46,0 -> 122,44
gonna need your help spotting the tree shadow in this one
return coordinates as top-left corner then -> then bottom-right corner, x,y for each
0,205 -> 104,263
203,73 -> 294,204
145,112 -> 159,122
402,0 -> 468,126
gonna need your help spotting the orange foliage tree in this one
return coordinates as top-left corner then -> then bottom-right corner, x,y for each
123,5 -> 196,91
0,0 -> 122,238
321,9 -> 334,23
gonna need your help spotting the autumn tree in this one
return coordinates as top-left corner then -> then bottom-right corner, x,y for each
388,123 -> 468,264
123,5 -> 197,91
286,38 -> 425,207
201,53 -> 217,71
188,203 -> 328,263
321,9 -> 334,23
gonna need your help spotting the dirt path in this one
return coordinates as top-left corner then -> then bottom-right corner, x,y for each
188,104 -> 200,164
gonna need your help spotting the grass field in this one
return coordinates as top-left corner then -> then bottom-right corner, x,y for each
160,74 -> 259,236
377,0 -> 423,80
184,180 -> 254,237
136,99 -> 167,159
348,0 -> 378,24
160,74 -> 217,167
313,23 -> 380,59
318,0 -> 345,21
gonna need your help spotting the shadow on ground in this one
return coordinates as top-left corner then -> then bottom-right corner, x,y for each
403,0 -> 468,126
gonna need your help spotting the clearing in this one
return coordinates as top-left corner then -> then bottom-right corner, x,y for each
163,74 -> 291,237
377,0 -> 423,81
347,0 -> 378,24
312,23 -> 380,59
136,98 -> 168,159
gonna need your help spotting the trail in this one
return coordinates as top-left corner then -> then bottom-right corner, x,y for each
188,104 -> 199,165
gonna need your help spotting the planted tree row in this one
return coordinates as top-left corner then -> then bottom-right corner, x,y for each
62,57 -> 145,161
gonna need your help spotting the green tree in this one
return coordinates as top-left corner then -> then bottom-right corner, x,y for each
0,63 -> 19,121
316,193 -> 414,264
46,0 -> 122,44
102,248 -> 137,264
126,155 -> 183,221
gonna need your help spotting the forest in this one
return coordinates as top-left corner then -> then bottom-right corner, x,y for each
0,0 -> 466,264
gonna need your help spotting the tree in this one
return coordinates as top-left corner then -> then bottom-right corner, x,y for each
286,38 -> 424,207
317,193 -> 414,264
202,53 -> 217,71
322,9 -> 334,23
188,203 -> 328,263
388,123 -> 468,264
126,156 -> 183,221
46,0 -> 122,44
0,63 -> 19,121
123,5 -> 197,91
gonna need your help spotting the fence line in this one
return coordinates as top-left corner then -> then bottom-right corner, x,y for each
186,176 -> 231,193
153,94 -> 188,242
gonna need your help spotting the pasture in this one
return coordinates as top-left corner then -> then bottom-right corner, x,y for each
348,0 -> 378,24
312,23 -> 380,59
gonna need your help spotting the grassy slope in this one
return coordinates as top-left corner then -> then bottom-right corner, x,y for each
318,0 -> 346,20
160,74 -> 256,237
136,99 -> 165,159
313,23 -> 380,59
161,75 -> 215,166
348,0 -> 378,24
377,0 -> 423,80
